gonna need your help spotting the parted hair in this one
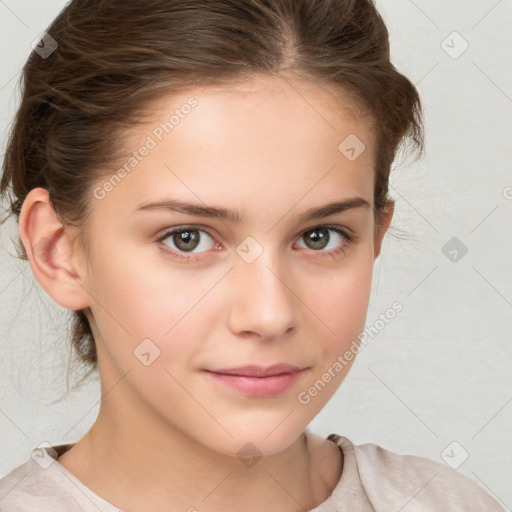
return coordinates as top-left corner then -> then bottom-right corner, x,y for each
0,0 -> 423,380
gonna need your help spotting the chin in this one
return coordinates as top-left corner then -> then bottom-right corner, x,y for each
194,417 -> 307,459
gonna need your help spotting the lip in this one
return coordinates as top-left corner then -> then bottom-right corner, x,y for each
203,364 -> 308,397
207,364 -> 305,377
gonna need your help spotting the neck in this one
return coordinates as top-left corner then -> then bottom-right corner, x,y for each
58,370 -> 335,512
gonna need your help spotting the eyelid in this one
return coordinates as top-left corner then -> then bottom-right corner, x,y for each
298,223 -> 358,241
156,224 -> 356,244
156,223 -> 359,259
156,223 -> 216,240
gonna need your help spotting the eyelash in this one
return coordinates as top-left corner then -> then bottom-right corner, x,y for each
156,224 -> 358,261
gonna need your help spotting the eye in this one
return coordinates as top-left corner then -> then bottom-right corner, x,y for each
295,225 -> 356,256
157,226 -> 217,258
156,224 -> 357,261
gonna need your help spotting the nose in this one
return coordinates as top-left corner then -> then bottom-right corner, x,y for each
226,249 -> 301,341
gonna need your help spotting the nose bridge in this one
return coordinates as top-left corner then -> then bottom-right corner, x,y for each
228,238 -> 299,338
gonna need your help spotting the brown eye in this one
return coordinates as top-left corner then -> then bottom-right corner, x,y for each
303,227 -> 330,250
295,225 -> 355,256
173,230 -> 200,251
159,227 -> 216,255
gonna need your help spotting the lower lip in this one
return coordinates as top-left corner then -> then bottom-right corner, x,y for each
204,370 -> 305,397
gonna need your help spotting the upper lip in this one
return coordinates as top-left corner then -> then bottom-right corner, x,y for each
205,364 -> 306,377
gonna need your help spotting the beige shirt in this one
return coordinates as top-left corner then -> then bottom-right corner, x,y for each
0,434 -> 504,511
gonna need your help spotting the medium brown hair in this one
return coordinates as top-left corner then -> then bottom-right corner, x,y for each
0,0 -> 423,381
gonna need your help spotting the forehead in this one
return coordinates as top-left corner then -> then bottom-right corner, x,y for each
92,74 -> 376,227
145,73 -> 373,140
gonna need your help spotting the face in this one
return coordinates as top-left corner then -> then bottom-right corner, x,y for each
78,74 -> 390,457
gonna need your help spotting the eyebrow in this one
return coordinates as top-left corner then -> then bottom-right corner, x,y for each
132,196 -> 372,223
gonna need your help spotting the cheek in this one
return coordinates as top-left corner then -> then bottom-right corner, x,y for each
330,269 -> 372,333
86,249 -> 222,366
305,255 -> 374,346
88,236 -> 374,359
292,258 -> 374,412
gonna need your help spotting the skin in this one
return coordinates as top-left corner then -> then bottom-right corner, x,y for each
19,73 -> 393,512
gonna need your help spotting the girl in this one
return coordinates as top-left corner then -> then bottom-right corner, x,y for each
0,0 -> 505,510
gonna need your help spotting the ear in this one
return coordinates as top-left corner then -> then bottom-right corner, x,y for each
18,187 -> 91,310
374,202 -> 394,260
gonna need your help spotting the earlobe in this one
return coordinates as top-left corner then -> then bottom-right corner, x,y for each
18,187 -> 91,310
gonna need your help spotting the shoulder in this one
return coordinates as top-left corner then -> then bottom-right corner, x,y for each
329,434 -> 505,511
0,444 -> 120,512
0,445 -> 79,511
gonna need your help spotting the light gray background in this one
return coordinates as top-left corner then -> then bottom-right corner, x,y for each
1,0 -> 511,509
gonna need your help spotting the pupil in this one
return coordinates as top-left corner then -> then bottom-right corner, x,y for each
307,228 -> 329,250
174,230 -> 199,251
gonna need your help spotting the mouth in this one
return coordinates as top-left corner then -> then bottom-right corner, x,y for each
206,364 -> 306,377
203,364 -> 308,397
